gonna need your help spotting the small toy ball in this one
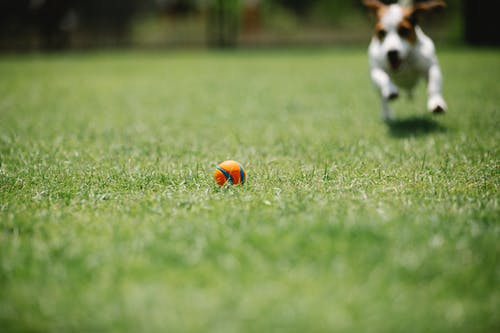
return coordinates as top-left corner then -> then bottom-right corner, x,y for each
214,160 -> 246,186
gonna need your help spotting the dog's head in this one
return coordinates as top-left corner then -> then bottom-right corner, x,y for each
363,0 -> 445,70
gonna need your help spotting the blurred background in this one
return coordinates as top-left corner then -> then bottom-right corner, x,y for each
0,0 -> 498,52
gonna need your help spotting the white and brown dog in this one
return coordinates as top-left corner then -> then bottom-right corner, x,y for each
363,0 -> 448,121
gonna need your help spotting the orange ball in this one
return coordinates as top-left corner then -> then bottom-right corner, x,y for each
214,160 -> 246,186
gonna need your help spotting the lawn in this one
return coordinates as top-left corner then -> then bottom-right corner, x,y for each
0,48 -> 498,332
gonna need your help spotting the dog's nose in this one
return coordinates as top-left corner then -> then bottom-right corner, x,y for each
387,50 -> 400,63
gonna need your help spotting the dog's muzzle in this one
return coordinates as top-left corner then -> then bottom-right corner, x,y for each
387,50 -> 402,70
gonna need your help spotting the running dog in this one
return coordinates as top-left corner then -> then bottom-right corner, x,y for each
363,0 -> 448,120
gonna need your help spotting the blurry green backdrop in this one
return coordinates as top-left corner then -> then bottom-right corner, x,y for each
2,0 -> 494,51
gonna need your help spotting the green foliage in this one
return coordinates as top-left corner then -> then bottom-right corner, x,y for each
0,49 -> 499,332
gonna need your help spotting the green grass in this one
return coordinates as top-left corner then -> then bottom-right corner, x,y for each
0,48 -> 498,333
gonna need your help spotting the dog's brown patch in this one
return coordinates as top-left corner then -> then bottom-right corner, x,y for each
399,12 -> 417,43
400,0 -> 446,43
375,22 -> 387,40
413,1 -> 446,15
363,0 -> 388,32
376,5 -> 388,19
363,0 -> 387,15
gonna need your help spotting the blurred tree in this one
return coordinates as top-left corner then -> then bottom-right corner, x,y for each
242,0 -> 261,34
76,0 -> 137,47
207,0 -> 240,47
464,0 -> 500,45
157,0 -> 198,17
276,0 -> 319,18
36,0 -> 75,50
0,0 -> 37,50
0,0 -> 138,50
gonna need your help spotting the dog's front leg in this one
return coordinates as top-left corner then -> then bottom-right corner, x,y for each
427,64 -> 448,113
370,67 -> 399,121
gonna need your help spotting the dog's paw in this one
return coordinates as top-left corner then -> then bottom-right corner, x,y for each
387,91 -> 399,101
383,85 -> 399,101
428,95 -> 448,114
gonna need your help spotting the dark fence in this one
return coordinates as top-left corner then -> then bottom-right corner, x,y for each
0,0 -> 488,52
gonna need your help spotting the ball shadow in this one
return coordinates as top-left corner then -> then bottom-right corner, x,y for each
387,116 -> 446,138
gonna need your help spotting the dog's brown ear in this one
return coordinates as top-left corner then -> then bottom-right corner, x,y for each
362,0 -> 387,14
408,0 -> 445,25
412,0 -> 446,16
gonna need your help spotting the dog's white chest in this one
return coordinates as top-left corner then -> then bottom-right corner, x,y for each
389,64 -> 422,90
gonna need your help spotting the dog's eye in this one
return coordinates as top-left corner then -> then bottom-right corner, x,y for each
377,29 -> 387,40
398,26 -> 411,38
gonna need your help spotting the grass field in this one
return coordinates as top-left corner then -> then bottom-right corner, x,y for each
0,48 -> 499,332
